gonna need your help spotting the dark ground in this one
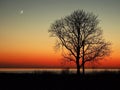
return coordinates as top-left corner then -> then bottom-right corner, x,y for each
0,71 -> 120,90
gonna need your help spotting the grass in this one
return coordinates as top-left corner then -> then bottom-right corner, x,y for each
0,71 -> 120,90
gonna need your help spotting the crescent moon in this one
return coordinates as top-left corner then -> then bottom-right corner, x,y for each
20,10 -> 23,14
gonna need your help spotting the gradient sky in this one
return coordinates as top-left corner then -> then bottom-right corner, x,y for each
0,0 -> 120,68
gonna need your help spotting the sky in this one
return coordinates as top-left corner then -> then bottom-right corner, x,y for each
0,0 -> 120,68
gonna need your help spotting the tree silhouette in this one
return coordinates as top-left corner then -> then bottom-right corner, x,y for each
48,10 -> 111,75
81,25 -> 111,75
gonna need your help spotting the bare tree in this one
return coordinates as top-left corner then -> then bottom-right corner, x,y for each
48,10 -> 111,75
81,28 -> 111,75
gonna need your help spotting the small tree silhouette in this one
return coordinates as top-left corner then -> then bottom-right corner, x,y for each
48,10 -> 111,75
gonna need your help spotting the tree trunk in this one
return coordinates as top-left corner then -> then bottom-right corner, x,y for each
82,40 -> 85,76
76,58 -> 80,75
82,61 -> 85,76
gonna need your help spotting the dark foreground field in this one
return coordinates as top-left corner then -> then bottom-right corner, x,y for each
0,71 -> 120,90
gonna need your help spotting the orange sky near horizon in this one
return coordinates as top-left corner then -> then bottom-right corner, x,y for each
0,0 -> 120,69
0,51 -> 120,69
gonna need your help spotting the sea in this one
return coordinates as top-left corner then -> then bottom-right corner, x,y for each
0,68 -> 119,74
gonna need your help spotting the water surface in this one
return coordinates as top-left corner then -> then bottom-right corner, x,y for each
0,68 -> 119,74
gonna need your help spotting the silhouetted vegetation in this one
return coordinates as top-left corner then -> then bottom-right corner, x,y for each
0,71 -> 119,90
49,10 -> 111,75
